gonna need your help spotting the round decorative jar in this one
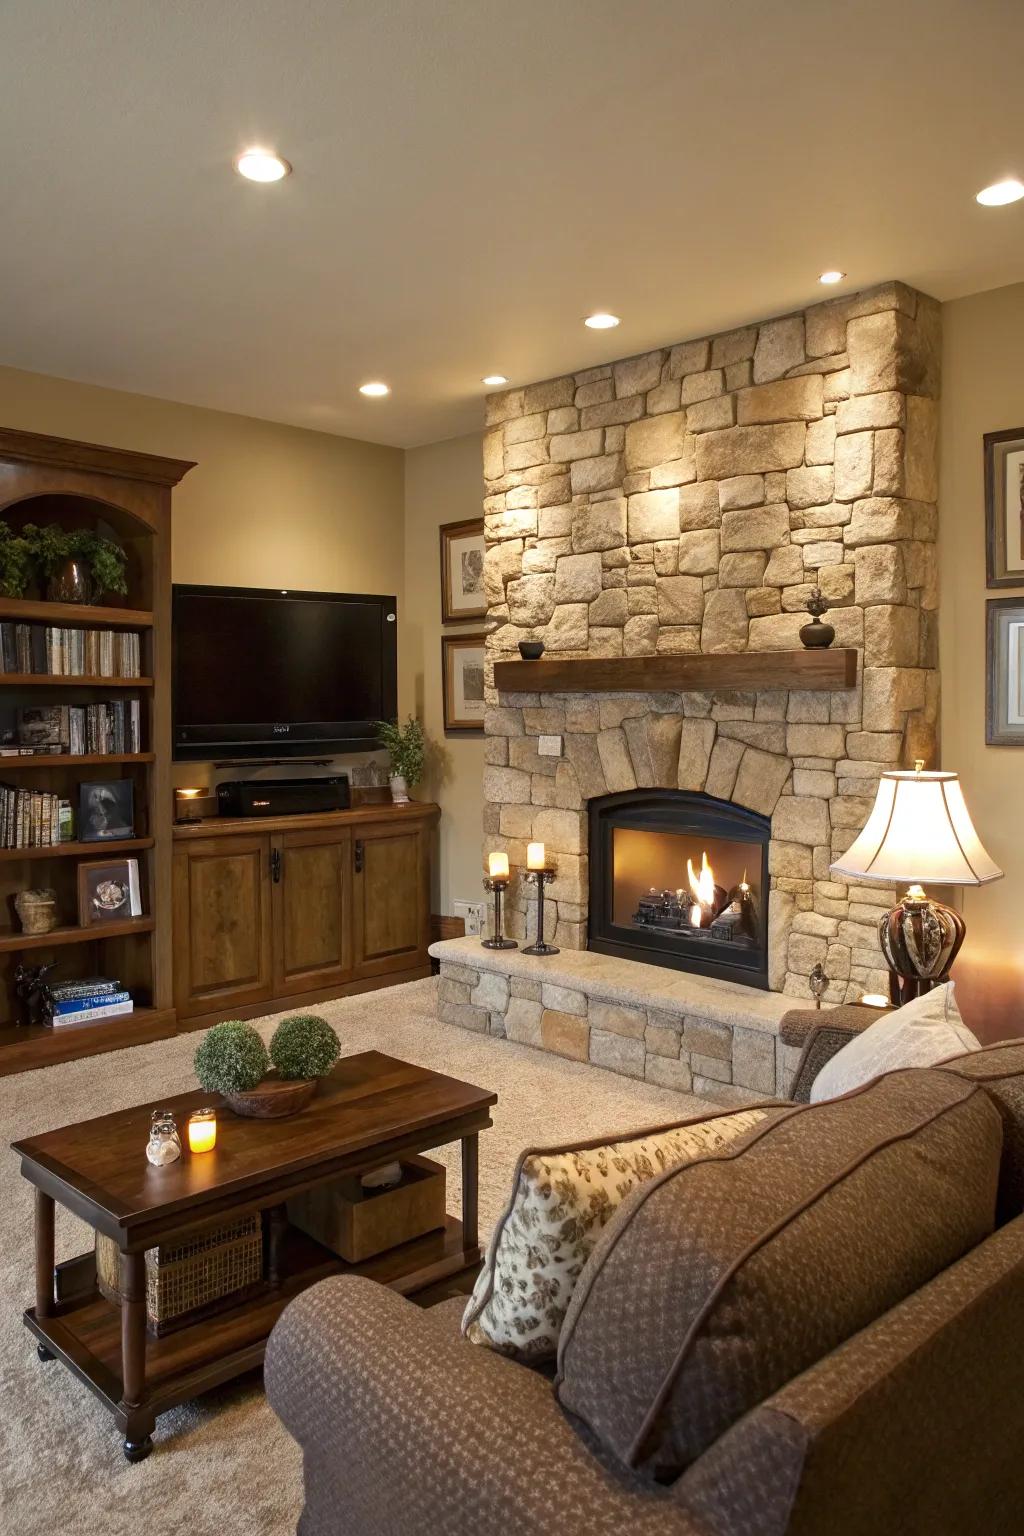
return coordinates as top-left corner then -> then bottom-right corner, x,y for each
47,557 -> 93,604
14,887 -> 58,935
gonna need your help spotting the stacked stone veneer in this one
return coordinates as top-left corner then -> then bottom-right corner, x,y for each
479,281 -> 941,1004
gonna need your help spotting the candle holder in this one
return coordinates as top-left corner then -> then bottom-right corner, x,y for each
481,876 -> 517,950
522,868 -> 559,956
187,1107 -> 218,1153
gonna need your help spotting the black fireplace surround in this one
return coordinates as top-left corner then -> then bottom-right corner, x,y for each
588,790 -> 771,989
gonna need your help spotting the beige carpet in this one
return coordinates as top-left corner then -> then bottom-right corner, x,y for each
0,975 -> 722,1536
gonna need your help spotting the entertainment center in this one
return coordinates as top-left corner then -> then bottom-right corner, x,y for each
0,427 -> 438,1077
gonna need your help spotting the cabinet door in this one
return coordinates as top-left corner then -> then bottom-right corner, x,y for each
272,826 -> 353,996
351,820 -> 430,979
172,835 -> 273,1019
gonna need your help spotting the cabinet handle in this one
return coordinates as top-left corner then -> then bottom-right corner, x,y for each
271,848 -> 281,884
354,839 -> 364,874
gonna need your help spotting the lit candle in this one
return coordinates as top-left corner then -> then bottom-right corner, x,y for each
526,842 -> 546,871
860,993 -> 889,1009
487,851 -> 509,880
187,1108 -> 217,1153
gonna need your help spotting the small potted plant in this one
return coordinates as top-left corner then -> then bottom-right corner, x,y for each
194,1015 -> 340,1119
0,523 -> 36,598
29,524 -> 129,604
375,716 -> 426,804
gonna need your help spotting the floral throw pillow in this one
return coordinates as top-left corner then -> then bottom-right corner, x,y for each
462,1108 -> 768,1361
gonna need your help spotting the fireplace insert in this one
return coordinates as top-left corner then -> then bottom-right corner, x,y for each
588,789 -> 770,988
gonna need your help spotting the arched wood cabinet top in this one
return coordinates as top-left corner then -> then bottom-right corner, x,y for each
0,427 -> 194,534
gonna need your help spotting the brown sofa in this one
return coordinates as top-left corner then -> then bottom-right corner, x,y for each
265,1044 -> 1024,1536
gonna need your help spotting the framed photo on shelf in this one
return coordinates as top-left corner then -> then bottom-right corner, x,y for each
985,427 -> 1024,587
78,857 -> 144,926
440,518 -> 487,623
986,597 -> 1024,745
442,632 -> 486,733
78,779 -> 134,841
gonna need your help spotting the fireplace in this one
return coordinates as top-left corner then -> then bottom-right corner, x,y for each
588,790 -> 770,989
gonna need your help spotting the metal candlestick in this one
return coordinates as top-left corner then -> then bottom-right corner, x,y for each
522,868 -> 559,957
481,876 -> 517,950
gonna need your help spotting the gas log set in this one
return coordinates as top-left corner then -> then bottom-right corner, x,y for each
633,851 -> 758,947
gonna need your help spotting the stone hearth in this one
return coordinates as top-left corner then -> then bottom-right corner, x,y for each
480,280 -> 941,1006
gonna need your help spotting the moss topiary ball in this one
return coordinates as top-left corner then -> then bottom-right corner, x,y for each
269,1014 -> 341,1081
194,1020 -> 269,1095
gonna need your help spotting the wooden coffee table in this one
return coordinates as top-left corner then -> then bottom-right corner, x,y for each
12,1050 -> 496,1462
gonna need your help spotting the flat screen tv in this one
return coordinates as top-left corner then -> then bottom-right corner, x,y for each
172,584 -> 397,760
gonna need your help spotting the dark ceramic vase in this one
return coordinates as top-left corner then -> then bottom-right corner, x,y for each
518,640 -> 545,660
47,557 -> 92,605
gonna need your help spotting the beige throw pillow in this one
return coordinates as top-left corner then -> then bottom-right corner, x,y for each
462,1108 -> 768,1361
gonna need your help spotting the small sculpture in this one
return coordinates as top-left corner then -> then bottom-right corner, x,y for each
799,588 -> 836,649
14,962 -> 59,1026
146,1109 -> 182,1166
809,962 -> 829,1009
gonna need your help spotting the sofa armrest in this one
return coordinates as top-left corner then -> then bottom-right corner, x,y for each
265,1276 -> 708,1536
788,1021 -> 866,1101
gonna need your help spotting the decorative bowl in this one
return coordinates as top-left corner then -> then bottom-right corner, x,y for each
223,1075 -> 317,1119
518,640 -> 545,660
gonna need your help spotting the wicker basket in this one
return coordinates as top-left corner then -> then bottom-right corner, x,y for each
96,1212 -> 263,1336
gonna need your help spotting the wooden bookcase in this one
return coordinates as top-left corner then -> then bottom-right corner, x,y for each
0,428 -> 193,1075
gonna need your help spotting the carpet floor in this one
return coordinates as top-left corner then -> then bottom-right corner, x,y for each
0,975 -> 721,1536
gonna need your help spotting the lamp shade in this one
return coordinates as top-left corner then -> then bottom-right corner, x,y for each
830,769 -> 1003,887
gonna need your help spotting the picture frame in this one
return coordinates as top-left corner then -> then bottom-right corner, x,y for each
440,518 -> 487,623
78,779 -> 134,842
986,597 -> 1024,745
442,632 -> 486,734
77,857 -> 144,926
984,427 -> 1024,587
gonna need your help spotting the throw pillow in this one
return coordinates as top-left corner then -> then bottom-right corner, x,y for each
462,1107 -> 770,1361
809,981 -> 979,1103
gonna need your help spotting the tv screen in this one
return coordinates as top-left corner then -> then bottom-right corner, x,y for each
173,584 -> 397,760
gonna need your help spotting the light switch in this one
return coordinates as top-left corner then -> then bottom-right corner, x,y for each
538,735 -> 563,757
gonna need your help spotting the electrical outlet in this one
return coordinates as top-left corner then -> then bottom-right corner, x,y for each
454,899 -> 486,937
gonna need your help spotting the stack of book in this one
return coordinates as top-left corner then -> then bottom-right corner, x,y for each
0,787 -> 72,847
50,977 -> 133,1028
0,624 -> 141,678
1,699 -> 143,756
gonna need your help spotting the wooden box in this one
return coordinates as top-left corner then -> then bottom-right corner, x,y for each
287,1155 -> 446,1263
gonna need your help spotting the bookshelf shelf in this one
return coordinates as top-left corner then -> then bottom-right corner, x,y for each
0,674 -> 152,688
0,597 -> 154,628
0,1007 -> 176,1076
0,752 -> 155,770
0,916 -> 155,952
0,837 -> 155,863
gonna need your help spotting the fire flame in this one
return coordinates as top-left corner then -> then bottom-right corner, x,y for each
687,851 -> 716,906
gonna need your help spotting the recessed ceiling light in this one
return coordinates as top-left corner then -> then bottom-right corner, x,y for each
819,270 -> 845,285
359,381 -> 390,398
976,178 -> 1024,206
234,148 -> 291,183
584,312 -> 620,330
482,374 -> 509,386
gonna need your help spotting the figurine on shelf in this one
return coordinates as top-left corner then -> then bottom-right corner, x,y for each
14,962 -> 59,1027
809,962 -> 829,1009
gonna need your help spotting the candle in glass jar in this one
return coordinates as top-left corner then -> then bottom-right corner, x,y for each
526,842 -> 546,871
187,1109 -> 217,1153
487,850 -> 509,880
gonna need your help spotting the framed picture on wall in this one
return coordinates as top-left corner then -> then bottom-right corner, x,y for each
986,598 -> 1024,745
442,632 -> 486,733
985,427 -> 1024,587
440,518 -> 487,623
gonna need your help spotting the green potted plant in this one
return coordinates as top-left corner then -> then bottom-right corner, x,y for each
0,522 -> 36,598
28,524 -> 129,604
375,716 -> 426,804
194,1015 -> 341,1119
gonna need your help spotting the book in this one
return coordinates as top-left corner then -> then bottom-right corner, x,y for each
50,999 -> 134,1027
54,991 -> 131,1014
0,623 -> 141,679
51,976 -> 121,1001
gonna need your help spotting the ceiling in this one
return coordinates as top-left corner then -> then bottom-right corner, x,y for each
1,0 -> 1023,449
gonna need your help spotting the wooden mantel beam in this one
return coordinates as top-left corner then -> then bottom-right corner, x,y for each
492,648 -> 858,695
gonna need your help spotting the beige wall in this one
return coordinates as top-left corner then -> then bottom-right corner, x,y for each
940,282 -> 1024,1025
402,434 -> 485,914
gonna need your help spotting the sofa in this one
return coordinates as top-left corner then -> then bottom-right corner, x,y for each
265,1043 -> 1024,1536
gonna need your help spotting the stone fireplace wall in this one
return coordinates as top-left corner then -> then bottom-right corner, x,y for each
481,282 -> 940,1002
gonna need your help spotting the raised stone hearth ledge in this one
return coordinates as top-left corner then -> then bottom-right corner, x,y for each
431,936 -> 798,1103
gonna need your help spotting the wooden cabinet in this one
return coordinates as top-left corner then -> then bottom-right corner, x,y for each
173,804 -> 437,1025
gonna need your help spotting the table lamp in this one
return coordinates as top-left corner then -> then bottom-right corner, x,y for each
830,763 -> 1002,1006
